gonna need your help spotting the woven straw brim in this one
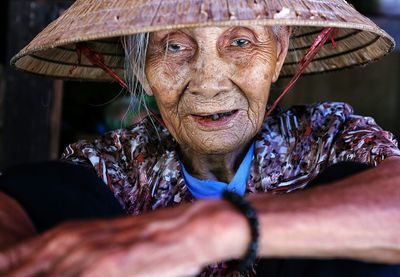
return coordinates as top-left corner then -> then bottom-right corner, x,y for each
11,0 -> 395,81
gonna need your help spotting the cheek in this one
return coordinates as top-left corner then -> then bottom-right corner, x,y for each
146,58 -> 191,108
231,50 -> 276,129
147,61 -> 180,91
233,50 -> 275,105
145,58 -> 193,144
244,48 -> 276,83
227,44 -> 276,87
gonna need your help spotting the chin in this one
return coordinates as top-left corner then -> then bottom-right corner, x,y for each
175,121 -> 258,155
192,138 -> 250,155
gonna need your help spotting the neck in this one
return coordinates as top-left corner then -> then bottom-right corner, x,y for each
178,141 -> 253,184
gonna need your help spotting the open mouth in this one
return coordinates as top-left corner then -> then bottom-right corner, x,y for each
193,110 -> 237,121
191,110 -> 239,127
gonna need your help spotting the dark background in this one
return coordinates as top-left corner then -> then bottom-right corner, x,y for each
1,0 -> 399,169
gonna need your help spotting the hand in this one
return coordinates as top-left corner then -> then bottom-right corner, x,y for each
0,200 -> 247,277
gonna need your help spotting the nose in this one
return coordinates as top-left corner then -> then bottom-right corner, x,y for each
186,53 -> 232,98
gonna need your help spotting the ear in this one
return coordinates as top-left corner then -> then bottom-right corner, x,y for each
272,27 -> 291,83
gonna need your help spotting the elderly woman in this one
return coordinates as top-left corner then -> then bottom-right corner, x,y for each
1,0 -> 400,276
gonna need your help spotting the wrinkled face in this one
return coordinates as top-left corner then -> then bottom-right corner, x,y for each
145,26 -> 288,155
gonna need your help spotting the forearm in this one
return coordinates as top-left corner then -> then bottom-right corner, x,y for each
255,181 -> 399,262
216,158 -> 400,264
0,158 -> 398,276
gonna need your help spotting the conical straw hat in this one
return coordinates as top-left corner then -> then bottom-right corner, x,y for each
11,0 -> 395,82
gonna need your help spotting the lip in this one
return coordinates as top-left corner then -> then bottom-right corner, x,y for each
192,110 -> 236,116
190,109 -> 240,130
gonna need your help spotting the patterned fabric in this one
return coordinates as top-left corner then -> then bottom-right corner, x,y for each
61,102 -> 400,277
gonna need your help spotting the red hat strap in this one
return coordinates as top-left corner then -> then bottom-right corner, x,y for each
265,27 -> 338,119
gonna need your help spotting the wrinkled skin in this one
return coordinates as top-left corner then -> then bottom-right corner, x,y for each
145,26 -> 289,182
0,194 -> 242,276
2,158 -> 400,276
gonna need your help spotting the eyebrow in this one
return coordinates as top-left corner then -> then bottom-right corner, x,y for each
151,26 -> 268,45
220,26 -> 262,41
152,29 -> 192,41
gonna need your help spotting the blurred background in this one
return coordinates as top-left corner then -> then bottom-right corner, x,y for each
0,0 -> 399,169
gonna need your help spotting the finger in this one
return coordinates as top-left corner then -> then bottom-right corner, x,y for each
3,223 -> 103,276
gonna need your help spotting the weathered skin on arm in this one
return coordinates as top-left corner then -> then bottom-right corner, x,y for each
0,158 -> 399,276
252,156 -> 400,263
0,196 -> 240,276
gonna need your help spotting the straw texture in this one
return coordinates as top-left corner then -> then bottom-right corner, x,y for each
11,0 -> 395,81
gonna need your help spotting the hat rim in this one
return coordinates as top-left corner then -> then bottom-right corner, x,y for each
12,0 -> 397,83
11,19 -> 395,66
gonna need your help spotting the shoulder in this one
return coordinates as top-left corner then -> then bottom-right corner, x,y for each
282,102 -> 353,125
62,119 -> 147,163
258,101 -> 399,169
261,102 -> 353,139
61,117 -> 175,176
256,102 -> 354,167
253,102 -> 367,192
61,117 -> 180,214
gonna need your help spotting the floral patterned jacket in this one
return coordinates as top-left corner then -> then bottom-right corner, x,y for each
62,102 -> 400,276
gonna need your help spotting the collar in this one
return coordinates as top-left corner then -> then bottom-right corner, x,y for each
180,143 -> 255,199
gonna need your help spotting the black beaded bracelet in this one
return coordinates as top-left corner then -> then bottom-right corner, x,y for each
222,190 -> 259,273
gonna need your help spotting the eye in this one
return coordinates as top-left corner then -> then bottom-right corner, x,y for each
166,43 -> 186,53
231,38 -> 251,48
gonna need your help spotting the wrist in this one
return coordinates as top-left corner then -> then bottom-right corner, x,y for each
222,190 -> 259,272
183,200 -> 250,266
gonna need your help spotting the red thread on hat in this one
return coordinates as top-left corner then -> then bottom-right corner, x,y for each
69,47 -> 82,75
71,43 -> 166,127
265,27 -> 338,119
72,43 -> 128,90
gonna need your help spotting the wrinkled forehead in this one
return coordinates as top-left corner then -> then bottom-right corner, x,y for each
149,25 -> 278,42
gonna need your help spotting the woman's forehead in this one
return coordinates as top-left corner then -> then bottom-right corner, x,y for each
150,25 -> 273,40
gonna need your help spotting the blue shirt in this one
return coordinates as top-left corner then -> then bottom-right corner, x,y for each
180,143 -> 255,199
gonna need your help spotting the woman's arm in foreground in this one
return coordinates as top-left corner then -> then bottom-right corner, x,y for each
1,157 -> 399,276
254,156 -> 400,262
197,156 -> 400,265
